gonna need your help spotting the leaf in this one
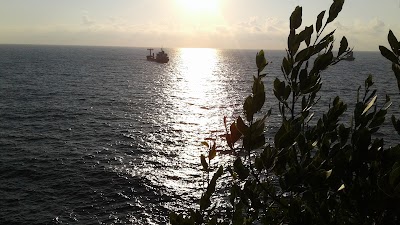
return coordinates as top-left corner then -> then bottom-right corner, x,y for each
208,142 -> 217,160
284,84 -> 291,100
288,29 -> 297,55
252,78 -> 266,112
251,115 -> 268,137
320,30 -> 336,43
211,166 -> 223,187
365,74 -> 373,89
325,169 -> 332,179
274,120 -> 292,149
312,52 -> 333,74
304,25 -> 314,46
256,50 -> 268,72
362,95 -> 377,115
392,115 -> 400,135
338,183 -> 345,191
290,6 -> 302,30
202,166 -> 224,209
236,116 -> 249,135
295,46 -> 313,62
326,0 -> 344,24
229,122 -> 242,145
243,95 -> 254,122
200,154 -> 208,171
282,57 -> 292,75
201,141 -> 209,148
338,36 -> 348,56
383,95 -> 392,110
393,63 -> 400,92
233,158 -> 249,180
388,30 -> 399,55
379,45 -> 398,63
369,109 -> 387,128
316,10 -> 325,33
200,193 -> 211,211
273,78 -> 284,101
260,145 -> 276,170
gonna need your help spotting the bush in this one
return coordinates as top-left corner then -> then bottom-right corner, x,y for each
170,1 -> 400,224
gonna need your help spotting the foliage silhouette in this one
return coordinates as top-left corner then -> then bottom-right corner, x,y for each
170,1 -> 400,224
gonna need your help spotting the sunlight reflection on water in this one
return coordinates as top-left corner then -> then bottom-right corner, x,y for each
110,48 -> 246,221
157,48 -> 232,195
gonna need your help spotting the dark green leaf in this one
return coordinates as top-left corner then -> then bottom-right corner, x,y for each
282,57 -> 292,75
201,154 -> 208,171
290,6 -> 302,30
316,10 -> 325,33
320,29 -> 336,43
251,115 -> 268,137
209,142 -> 217,160
338,36 -> 348,56
326,0 -> 344,24
244,96 -> 254,122
252,134 -> 265,150
312,52 -> 333,74
274,78 -> 286,102
208,166 -> 223,194
369,109 -> 387,129
231,122 -> 242,143
234,158 -> 249,180
304,25 -> 314,46
295,46 -> 313,62
236,116 -> 248,135
288,30 -> 301,56
354,128 -> 371,152
274,120 -> 293,149
200,193 -> 211,211
379,45 -> 398,63
256,50 -> 268,72
365,74 -> 373,89
252,78 -> 265,112
284,84 -> 291,100
388,30 -> 399,55
393,63 -> 400,92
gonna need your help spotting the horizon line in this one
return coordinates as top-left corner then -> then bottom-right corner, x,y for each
0,43 -> 380,52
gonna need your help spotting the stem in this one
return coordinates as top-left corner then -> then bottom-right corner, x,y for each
313,23 -> 328,46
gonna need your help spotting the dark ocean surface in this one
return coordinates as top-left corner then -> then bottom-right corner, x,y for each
0,45 -> 398,224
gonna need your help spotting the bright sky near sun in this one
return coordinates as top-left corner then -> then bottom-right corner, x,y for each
0,0 -> 399,50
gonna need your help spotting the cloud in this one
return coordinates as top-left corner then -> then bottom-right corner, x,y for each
2,9 -> 395,51
368,18 -> 385,33
332,17 -> 394,50
82,14 -> 95,26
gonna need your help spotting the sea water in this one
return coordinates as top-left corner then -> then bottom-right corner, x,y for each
0,45 -> 398,224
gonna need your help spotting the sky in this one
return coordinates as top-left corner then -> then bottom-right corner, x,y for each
0,0 -> 399,50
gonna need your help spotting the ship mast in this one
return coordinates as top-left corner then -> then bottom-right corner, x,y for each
147,48 -> 154,56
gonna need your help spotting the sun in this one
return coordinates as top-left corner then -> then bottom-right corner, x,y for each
176,0 -> 219,14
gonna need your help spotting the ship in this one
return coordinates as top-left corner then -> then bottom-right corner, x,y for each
146,48 -> 169,63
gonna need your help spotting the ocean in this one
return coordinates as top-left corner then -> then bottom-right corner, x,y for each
0,45 -> 398,224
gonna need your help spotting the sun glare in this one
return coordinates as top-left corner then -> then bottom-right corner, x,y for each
177,0 -> 219,14
172,48 -> 221,110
